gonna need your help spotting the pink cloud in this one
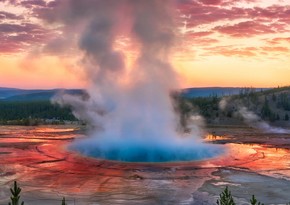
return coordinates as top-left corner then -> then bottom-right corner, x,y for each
214,21 -> 284,37
20,0 -> 47,8
1,0 -> 289,56
0,22 -> 55,53
191,38 -> 219,45
204,46 -> 258,57
186,31 -> 214,37
198,0 -> 222,5
268,37 -> 290,45
0,11 -> 22,20
260,46 -> 289,52
177,1 -> 290,34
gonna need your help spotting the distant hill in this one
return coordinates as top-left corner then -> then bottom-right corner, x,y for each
0,88 -> 84,102
181,87 -> 268,98
1,87 -> 263,102
1,87 -> 269,101
0,87 -> 37,99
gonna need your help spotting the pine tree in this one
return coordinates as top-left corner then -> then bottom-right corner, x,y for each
8,181 -> 24,205
61,197 -> 66,205
250,195 -> 264,205
216,186 -> 236,205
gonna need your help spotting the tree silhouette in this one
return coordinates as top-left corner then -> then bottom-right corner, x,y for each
8,181 -> 24,205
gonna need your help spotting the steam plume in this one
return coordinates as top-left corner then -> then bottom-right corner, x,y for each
51,0 -> 221,162
219,97 -> 290,134
238,107 -> 290,134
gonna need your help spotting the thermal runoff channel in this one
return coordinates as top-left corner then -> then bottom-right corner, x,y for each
52,0 -> 222,162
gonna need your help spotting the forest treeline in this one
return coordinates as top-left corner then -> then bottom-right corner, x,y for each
0,101 -> 76,125
0,86 -> 289,126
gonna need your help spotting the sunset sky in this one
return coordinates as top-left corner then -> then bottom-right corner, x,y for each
0,0 -> 289,89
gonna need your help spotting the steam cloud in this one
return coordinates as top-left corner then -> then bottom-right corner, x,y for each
51,0 -> 221,162
219,97 -> 290,134
238,107 -> 290,134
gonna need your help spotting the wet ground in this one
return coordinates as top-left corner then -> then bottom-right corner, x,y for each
0,125 -> 290,205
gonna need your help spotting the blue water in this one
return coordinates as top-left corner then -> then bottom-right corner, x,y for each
70,137 -> 223,162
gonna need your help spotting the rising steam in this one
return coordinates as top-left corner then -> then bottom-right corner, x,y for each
219,97 -> 290,134
238,107 -> 290,134
51,0 -> 221,162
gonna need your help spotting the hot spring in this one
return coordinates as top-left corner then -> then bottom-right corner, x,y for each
51,0 -> 223,163
69,135 -> 223,163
